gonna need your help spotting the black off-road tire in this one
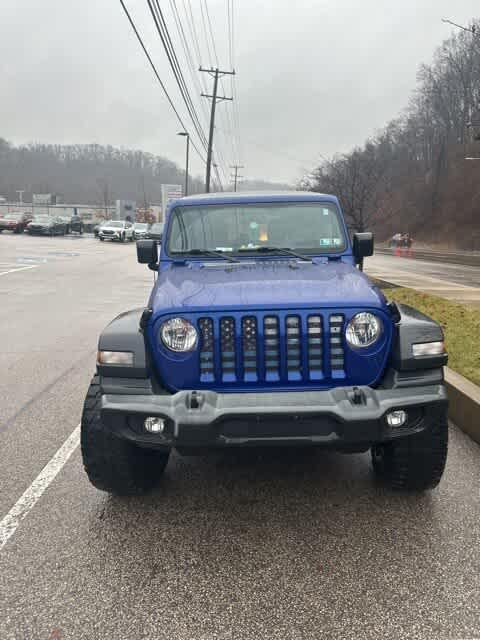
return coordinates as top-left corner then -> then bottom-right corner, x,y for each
81,375 -> 170,495
371,415 -> 448,492
99,236 -> 104,241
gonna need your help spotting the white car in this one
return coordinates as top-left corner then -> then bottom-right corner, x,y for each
98,220 -> 134,242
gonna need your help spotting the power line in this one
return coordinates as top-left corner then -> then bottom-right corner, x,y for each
203,0 -> 238,167
118,0 -> 206,163
147,0 -> 209,151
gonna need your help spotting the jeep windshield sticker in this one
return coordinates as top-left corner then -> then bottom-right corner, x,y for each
215,247 -> 233,252
322,208 -> 330,216
320,238 -> 342,247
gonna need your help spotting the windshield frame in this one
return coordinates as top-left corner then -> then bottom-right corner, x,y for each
165,201 -> 349,259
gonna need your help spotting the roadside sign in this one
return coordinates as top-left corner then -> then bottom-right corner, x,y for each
161,184 -> 183,220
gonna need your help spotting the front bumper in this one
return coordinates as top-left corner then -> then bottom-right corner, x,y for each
100,383 -> 448,450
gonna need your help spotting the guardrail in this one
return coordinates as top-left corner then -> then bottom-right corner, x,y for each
376,247 -> 480,267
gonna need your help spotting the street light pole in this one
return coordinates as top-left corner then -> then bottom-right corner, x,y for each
177,132 -> 190,196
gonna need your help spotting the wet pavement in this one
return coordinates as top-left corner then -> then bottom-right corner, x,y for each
367,252 -> 480,307
1,233 -> 480,640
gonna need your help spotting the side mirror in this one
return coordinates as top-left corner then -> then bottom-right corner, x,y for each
353,232 -> 374,270
137,239 -> 158,266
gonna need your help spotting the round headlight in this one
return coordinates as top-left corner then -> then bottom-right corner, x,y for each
346,312 -> 382,348
160,318 -> 198,352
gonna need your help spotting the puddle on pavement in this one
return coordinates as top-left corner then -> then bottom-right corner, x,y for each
16,256 -> 49,264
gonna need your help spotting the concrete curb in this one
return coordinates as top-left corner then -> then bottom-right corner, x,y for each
445,367 -> 480,444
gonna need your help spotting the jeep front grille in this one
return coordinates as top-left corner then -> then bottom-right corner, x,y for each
197,312 -> 346,384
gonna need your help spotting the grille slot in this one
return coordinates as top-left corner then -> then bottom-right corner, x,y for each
307,315 -> 323,380
242,316 -> 258,382
286,316 -> 302,380
199,318 -> 214,382
329,314 -> 345,376
264,316 -> 280,381
220,317 -> 237,382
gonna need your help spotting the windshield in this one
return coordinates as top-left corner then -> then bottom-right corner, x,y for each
103,220 -> 123,228
4,213 -> 22,220
32,215 -> 52,223
167,203 -> 346,255
134,223 -> 148,230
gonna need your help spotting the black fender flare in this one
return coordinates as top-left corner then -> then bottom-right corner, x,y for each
391,303 -> 447,371
97,309 -> 150,379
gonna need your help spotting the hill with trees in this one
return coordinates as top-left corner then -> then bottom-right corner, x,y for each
304,19 -> 480,250
0,140 -> 205,207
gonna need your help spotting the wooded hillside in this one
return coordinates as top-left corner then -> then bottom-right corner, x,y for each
305,20 -> 480,249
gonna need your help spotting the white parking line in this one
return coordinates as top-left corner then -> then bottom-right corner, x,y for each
0,265 -> 38,276
0,425 -> 80,552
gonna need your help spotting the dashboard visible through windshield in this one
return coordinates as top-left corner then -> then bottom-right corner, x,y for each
167,202 -> 347,255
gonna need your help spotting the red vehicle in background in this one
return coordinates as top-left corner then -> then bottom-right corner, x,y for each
0,212 -> 33,233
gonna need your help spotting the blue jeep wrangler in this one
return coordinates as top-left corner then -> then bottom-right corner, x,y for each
81,192 -> 448,495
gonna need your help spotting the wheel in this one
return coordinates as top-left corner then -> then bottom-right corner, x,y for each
81,375 -> 170,495
371,414 -> 448,491
99,236 -> 104,241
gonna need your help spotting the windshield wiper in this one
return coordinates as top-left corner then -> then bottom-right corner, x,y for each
175,249 -> 240,263
238,246 -> 312,262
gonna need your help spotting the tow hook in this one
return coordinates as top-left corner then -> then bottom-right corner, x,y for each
350,386 -> 366,406
188,391 -> 204,410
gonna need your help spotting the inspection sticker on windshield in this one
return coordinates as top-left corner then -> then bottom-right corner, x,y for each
319,238 -> 333,246
215,247 -> 233,252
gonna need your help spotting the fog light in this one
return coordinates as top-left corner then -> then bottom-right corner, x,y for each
386,410 -> 407,428
144,417 -> 165,433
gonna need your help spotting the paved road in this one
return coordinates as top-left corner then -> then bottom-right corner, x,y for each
367,252 -> 480,307
1,233 -> 480,640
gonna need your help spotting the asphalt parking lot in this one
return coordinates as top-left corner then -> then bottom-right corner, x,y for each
1,233 -> 480,640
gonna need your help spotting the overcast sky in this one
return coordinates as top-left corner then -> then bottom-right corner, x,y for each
1,0 -> 478,185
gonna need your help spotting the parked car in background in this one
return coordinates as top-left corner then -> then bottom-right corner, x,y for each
57,216 -> 72,234
98,220 -> 134,242
132,222 -> 150,240
148,222 -> 164,241
27,215 -> 67,236
0,212 -> 33,233
70,215 -> 84,234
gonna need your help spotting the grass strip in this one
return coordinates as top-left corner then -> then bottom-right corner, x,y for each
379,285 -> 480,386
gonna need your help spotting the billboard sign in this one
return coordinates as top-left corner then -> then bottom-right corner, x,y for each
33,193 -> 56,205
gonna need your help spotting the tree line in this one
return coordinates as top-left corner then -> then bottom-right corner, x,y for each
304,19 -> 480,249
0,140 -> 205,207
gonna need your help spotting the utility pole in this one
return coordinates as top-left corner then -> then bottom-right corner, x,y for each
177,132 -> 190,195
230,165 -> 244,192
200,67 -> 235,192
